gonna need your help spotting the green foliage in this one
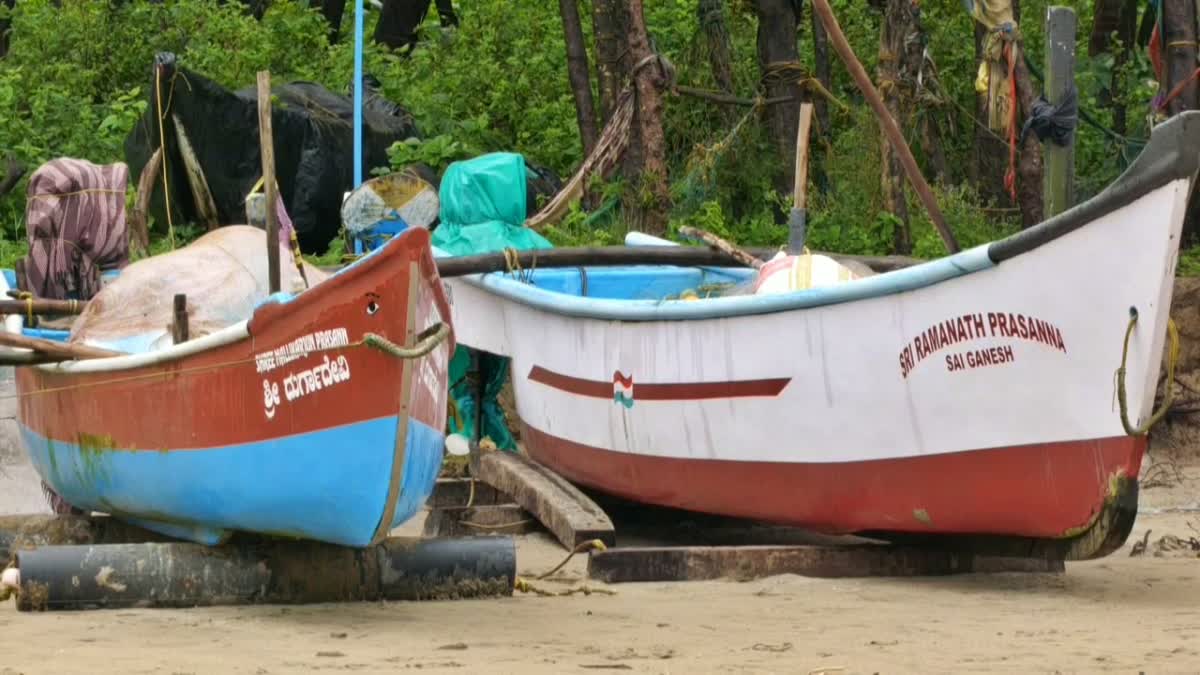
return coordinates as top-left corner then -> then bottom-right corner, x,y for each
380,135 -> 470,176
0,0 -> 1181,273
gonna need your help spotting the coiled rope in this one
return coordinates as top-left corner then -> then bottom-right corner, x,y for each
1116,307 -> 1179,436
363,322 -> 450,360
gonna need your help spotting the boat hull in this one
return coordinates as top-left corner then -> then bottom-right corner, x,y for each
16,227 -> 453,547
441,112 -> 1200,558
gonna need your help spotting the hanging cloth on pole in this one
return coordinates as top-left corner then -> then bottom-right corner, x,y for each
966,0 -> 1020,201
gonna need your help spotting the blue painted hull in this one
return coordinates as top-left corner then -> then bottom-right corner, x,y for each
20,416 -> 445,547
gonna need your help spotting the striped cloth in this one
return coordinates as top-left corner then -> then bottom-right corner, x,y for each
23,158 -> 130,300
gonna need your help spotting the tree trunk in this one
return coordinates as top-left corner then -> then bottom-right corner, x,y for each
1164,0 -> 1200,242
878,0 -> 911,253
754,0 -> 804,203
698,0 -> 736,95
624,0 -> 671,235
1013,48 -> 1044,227
592,0 -> 629,123
1163,0 -> 1199,115
559,0 -> 599,157
810,5 -> 832,193
0,0 -> 15,58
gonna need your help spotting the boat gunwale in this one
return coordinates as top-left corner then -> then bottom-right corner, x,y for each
442,111 -> 1200,322
24,227 -> 436,376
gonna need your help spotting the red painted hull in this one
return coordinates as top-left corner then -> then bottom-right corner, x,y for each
522,424 -> 1145,541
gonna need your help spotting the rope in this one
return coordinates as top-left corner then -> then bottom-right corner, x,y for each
0,326 -> 448,400
1155,67 -> 1200,112
26,189 -> 125,201
535,539 -> 608,580
16,291 -> 32,326
363,323 -> 450,360
513,577 -> 616,597
154,65 -> 177,250
1115,308 -> 1179,436
1002,41 -> 1019,203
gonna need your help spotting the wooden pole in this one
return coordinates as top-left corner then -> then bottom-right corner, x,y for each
809,0 -> 960,254
0,331 -> 124,361
1043,6 -> 1077,218
789,103 -> 814,253
256,71 -> 281,295
0,298 -> 84,316
172,294 -> 188,344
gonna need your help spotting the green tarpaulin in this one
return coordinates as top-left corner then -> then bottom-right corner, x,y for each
434,152 -> 551,450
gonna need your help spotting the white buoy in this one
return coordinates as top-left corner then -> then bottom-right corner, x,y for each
444,433 -> 470,457
1,567 -> 19,591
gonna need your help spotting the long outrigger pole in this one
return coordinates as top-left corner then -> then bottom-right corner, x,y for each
810,0 -> 960,254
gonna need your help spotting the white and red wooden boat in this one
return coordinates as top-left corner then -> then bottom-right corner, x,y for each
439,111 -> 1200,560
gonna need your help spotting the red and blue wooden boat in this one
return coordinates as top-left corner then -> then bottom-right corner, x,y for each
14,227 -> 454,548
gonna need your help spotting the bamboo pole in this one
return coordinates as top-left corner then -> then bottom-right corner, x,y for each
0,298 -> 85,316
256,71 -> 281,295
0,331 -> 123,361
809,0 -> 960,254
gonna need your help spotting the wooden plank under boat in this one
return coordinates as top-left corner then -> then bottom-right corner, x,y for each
438,110 -> 1200,561
13,227 -> 455,548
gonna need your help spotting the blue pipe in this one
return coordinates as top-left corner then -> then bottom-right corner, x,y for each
352,0 -> 365,255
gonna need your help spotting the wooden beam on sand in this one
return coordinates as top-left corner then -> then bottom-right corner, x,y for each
586,545 -> 1065,583
472,450 -> 615,549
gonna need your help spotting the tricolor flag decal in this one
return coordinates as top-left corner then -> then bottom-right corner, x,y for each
527,366 -> 790,403
612,371 -> 635,408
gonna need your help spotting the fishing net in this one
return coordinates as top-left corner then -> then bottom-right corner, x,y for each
69,226 -> 328,353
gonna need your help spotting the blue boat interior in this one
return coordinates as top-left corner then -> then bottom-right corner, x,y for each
496,264 -> 755,300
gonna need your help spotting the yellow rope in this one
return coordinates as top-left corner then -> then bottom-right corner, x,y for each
535,539 -> 607,580
16,292 -> 32,326
26,188 -> 126,202
1116,309 -> 1179,436
513,577 -> 616,597
155,67 -> 176,250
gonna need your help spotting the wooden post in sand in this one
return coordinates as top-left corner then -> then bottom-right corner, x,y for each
256,70 -> 282,295
1043,6 -> 1077,217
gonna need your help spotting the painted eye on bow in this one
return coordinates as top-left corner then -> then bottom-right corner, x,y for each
365,293 -> 381,316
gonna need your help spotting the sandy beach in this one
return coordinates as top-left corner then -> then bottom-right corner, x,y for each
2,436 -> 1199,674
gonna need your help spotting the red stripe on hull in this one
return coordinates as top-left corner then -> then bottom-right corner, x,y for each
17,228 -> 452,450
527,366 -> 790,400
521,424 -> 1146,539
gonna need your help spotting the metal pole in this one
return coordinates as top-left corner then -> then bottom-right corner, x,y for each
352,0 -> 366,256
1043,6 -> 1076,217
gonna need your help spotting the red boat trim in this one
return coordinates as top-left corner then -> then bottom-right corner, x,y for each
520,424 -> 1146,540
527,366 -> 791,400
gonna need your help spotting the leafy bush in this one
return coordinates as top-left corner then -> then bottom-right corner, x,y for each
0,0 -> 1178,270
